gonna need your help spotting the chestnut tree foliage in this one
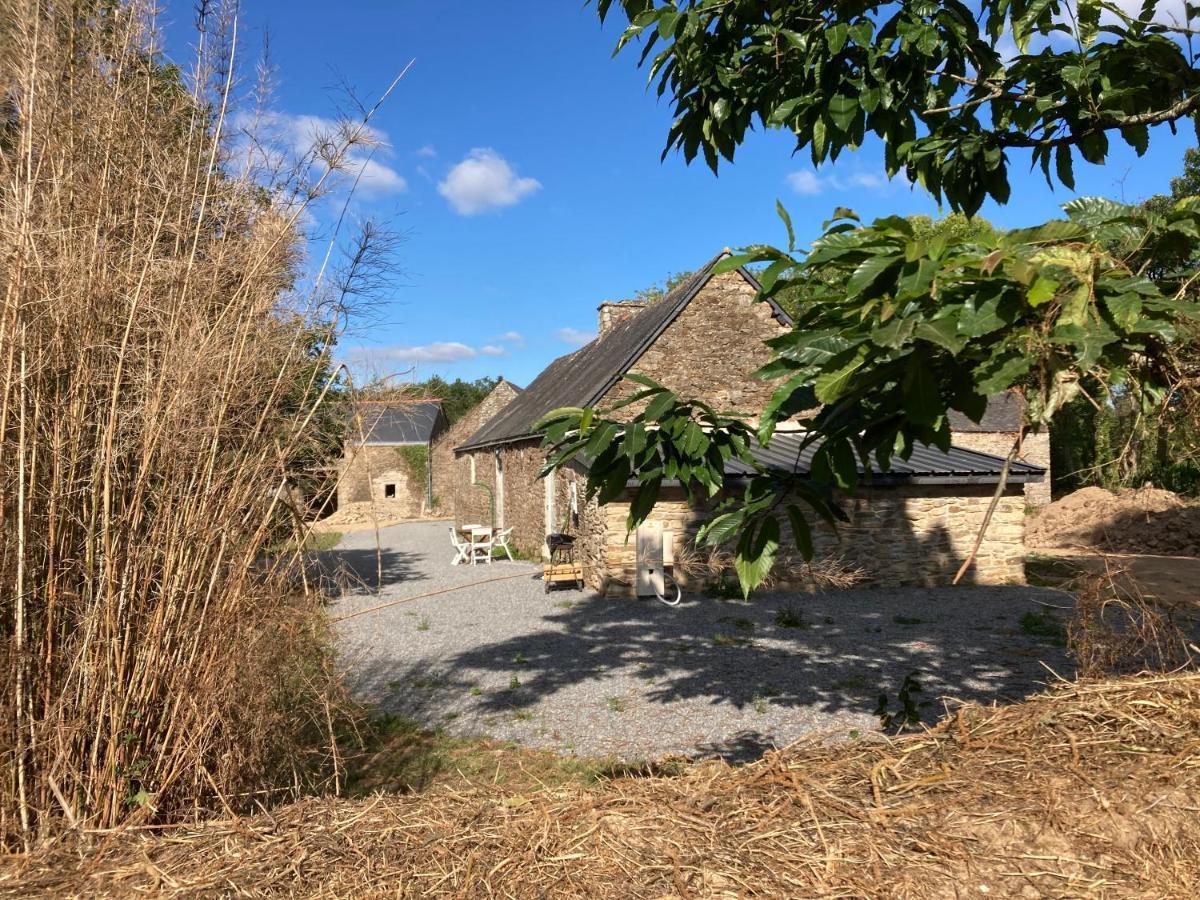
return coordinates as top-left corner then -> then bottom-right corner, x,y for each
540,2 -> 1200,595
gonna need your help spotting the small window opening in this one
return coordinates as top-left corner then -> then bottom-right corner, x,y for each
383,483 -> 397,499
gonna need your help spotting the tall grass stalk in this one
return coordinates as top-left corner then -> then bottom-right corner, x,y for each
0,0 -> 393,845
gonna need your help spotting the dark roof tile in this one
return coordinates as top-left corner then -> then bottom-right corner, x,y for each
458,253 -> 790,451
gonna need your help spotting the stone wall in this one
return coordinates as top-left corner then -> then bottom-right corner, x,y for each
432,380 -> 520,517
454,448 -> 496,529
948,430 -> 1052,508
584,483 -> 1027,596
337,445 -> 426,517
602,271 -> 788,416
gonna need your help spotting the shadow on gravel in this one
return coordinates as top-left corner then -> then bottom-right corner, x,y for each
311,546 -> 427,593
344,582 -> 1073,763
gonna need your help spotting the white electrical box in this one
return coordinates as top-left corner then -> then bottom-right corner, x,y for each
635,522 -> 664,597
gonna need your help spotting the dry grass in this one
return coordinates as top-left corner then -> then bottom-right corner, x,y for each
1068,562 -> 1198,680
0,0 -> 396,846
1,673 -> 1197,897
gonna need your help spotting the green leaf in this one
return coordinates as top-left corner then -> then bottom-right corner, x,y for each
914,316 -> 966,353
846,252 -> 901,299
828,94 -> 859,132
643,390 -> 678,422
776,199 -> 795,251
1026,275 -> 1059,307
734,516 -> 780,598
902,355 -> 941,425
814,345 -> 870,404
825,23 -> 849,53
786,505 -> 813,560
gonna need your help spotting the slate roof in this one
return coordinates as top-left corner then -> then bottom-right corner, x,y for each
725,431 -> 1044,485
349,401 -> 447,445
457,253 -> 791,451
947,391 -> 1025,432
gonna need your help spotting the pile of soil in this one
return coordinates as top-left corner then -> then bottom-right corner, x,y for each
1028,485 -> 1200,557
5,674 -> 1199,897
310,500 -> 428,532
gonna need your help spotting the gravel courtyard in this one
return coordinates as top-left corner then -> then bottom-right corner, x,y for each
324,521 -> 1074,761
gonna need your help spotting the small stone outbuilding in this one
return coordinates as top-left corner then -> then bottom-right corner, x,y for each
338,400 -> 448,518
430,378 -> 522,519
454,252 -> 1046,595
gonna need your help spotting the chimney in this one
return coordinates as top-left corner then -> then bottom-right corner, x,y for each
597,299 -> 648,338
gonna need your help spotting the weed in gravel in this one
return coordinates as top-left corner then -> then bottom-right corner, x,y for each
507,675 -> 521,691
468,686 -> 483,697
605,696 -> 627,713
513,651 -> 528,665
553,599 -> 574,609
875,671 -> 923,732
752,694 -> 770,714
774,605 -> 806,628
713,632 -> 750,647
416,617 -> 431,632
733,617 -> 755,631
511,710 -> 533,722
893,614 -> 924,626
1020,609 -> 1066,645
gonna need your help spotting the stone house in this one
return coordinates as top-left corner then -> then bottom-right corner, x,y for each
454,252 -> 1046,595
430,378 -> 522,519
338,400 -> 448,517
948,393 -> 1052,508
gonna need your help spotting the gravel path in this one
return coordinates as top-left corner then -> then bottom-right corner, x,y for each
324,521 -> 1074,761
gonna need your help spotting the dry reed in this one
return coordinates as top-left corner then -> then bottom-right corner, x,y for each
2,672 -> 1197,897
0,0 -> 387,846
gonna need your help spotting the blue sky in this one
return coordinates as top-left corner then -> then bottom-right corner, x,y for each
163,1 -> 1197,388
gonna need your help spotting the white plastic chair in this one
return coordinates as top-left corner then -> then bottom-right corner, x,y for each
469,527 -> 494,565
449,526 -> 471,566
492,527 -> 515,561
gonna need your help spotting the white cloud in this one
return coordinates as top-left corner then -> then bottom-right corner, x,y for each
233,111 -> 408,196
786,168 -> 888,196
416,144 -> 437,157
357,338 -> 516,366
438,148 -> 541,215
555,327 -> 596,347
490,330 -> 525,348
785,170 -> 824,196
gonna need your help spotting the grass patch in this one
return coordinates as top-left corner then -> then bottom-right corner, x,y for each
712,632 -> 751,647
605,696 -> 628,713
346,714 -> 686,797
774,605 -> 806,628
1020,609 -> 1066,645
1026,553 -> 1088,589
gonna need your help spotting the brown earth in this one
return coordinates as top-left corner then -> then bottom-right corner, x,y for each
1027,485 -> 1200,557
3,674 -> 1198,898
309,501 -> 449,533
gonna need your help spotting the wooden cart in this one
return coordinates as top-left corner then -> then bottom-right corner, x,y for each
542,562 -> 584,593
543,532 -> 583,592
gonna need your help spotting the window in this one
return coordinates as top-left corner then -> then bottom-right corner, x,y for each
383,483 -> 396,499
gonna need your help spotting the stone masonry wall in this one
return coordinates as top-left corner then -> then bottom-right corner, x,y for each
337,445 -> 426,517
602,270 -> 788,417
454,448 -> 496,530
948,431 -> 1052,508
433,380 -> 520,517
588,483 -> 1027,597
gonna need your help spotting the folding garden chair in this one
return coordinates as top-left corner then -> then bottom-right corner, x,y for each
492,527 -> 515,561
449,526 -> 472,566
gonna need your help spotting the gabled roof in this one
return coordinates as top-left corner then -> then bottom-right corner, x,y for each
724,431 -> 1044,485
349,400 -> 447,445
458,252 -> 791,452
948,390 -> 1026,433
